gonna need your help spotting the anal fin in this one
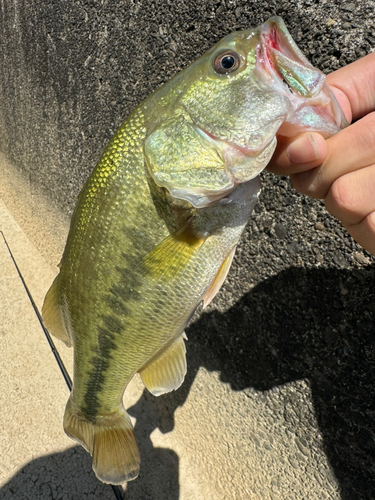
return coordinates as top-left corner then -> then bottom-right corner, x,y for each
139,335 -> 187,396
203,246 -> 236,308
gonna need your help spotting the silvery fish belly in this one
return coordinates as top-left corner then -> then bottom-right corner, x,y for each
42,17 -> 346,484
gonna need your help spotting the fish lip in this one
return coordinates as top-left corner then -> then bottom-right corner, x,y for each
255,17 -> 347,136
260,18 -> 303,71
199,107 -> 286,159
256,17 -> 320,96
256,26 -> 289,92
199,126 -> 273,156
196,126 -> 278,188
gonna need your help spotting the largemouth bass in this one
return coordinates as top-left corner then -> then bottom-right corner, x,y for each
42,17 -> 346,484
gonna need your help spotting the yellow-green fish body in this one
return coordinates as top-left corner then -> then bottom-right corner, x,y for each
42,17 -> 346,484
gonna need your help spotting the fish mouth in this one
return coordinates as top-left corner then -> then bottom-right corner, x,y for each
256,16 -> 347,136
258,16 -> 325,99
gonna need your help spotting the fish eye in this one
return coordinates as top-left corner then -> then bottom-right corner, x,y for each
213,50 -> 241,74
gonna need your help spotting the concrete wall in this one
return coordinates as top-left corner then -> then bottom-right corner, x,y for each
1,1 -> 375,499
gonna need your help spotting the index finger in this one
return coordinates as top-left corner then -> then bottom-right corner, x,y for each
327,52 -> 375,123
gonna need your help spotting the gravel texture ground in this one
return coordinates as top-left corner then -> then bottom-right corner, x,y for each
0,1 -> 374,499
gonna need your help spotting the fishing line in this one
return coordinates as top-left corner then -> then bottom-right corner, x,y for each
1,231 -> 124,500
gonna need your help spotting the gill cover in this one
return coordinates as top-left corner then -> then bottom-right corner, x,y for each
144,109 -> 276,208
144,109 -> 232,208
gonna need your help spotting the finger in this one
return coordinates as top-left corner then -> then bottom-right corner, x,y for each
267,132 -> 327,175
329,86 -> 352,125
345,211 -> 375,256
325,164 -> 375,226
327,52 -> 375,122
291,112 -> 375,198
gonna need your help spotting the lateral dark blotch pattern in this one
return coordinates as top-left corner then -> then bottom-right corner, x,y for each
82,315 -> 124,418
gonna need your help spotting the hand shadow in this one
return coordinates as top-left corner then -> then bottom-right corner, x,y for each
133,265 -> 375,500
191,265 -> 375,500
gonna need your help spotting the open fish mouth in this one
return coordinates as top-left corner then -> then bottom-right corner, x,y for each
256,16 -> 347,137
259,17 -> 325,99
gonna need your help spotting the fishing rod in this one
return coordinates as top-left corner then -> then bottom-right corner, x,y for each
1,231 -> 124,500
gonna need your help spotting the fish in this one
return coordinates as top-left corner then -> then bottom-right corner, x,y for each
42,16 -> 346,485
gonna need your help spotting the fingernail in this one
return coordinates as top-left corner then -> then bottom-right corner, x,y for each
286,134 -> 321,164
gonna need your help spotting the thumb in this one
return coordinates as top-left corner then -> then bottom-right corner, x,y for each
267,132 -> 327,175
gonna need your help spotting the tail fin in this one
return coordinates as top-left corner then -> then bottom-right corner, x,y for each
63,396 -> 140,484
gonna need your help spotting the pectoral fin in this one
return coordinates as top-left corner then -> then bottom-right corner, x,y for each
139,335 -> 187,396
141,217 -> 207,279
203,246 -> 236,308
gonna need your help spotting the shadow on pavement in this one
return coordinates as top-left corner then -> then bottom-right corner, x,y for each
0,442 -> 179,500
186,265 -> 375,500
1,265 -> 374,499
0,446 -> 118,499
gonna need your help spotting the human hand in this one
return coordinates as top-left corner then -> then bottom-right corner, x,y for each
268,52 -> 375,256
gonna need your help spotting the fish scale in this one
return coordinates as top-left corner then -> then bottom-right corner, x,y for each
42,16 -> 346,484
